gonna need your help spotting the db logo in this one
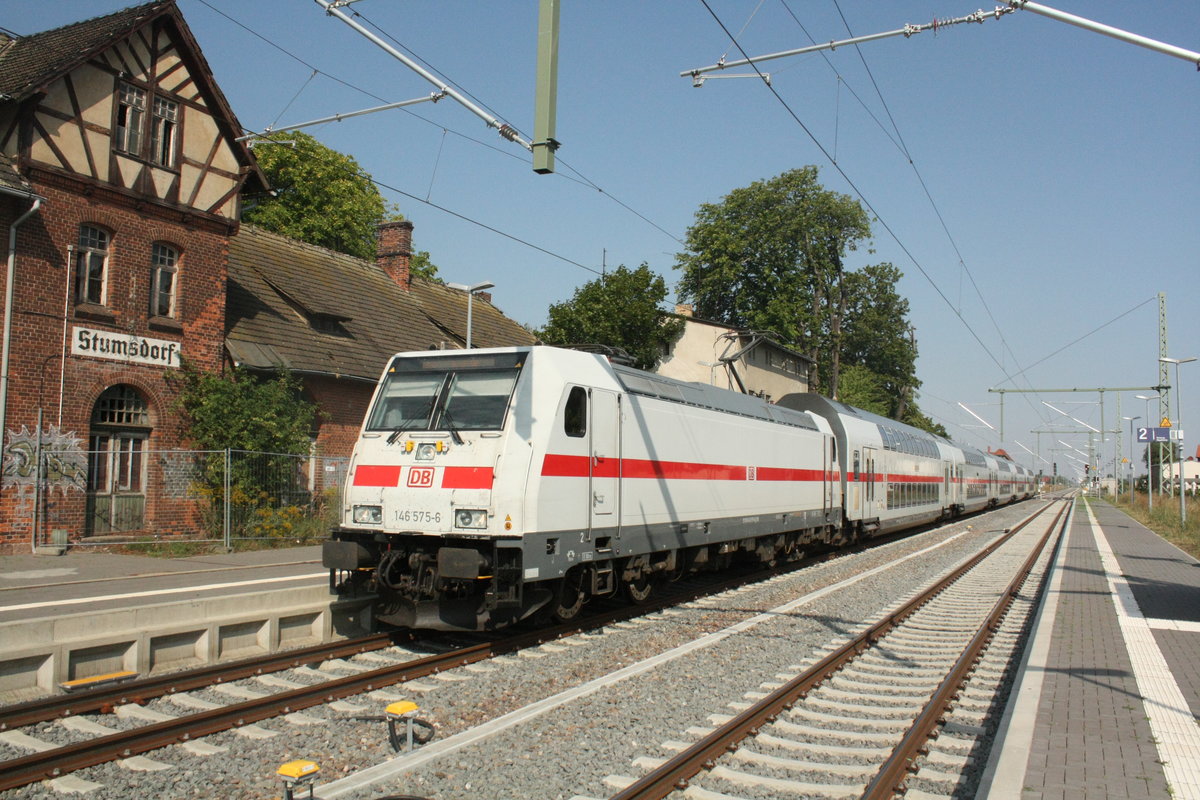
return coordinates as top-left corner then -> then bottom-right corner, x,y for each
407,467 -> 435,488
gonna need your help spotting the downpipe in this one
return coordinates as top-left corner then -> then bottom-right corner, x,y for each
0,191 -> 43,551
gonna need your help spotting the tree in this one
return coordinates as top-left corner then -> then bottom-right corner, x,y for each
243,131 -> 397,261
540,264 -> 684,370
675,166 -> 871,397
170,362 -> 322,535
841,262 -> 918,418
836,364 -> 892,417
171,362 -> 317,455
409,248 -> 440,281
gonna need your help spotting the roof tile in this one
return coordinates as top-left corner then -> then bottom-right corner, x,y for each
226,226 -> 535,381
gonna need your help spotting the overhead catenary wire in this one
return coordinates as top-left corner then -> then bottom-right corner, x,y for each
694,0 -> 1023,396
820,0 -> 1041,415
192,0 -> 675,274
241,126 -> 603,277
321,0 -> 684,246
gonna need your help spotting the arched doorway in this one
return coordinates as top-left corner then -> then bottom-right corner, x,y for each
86,385 -> 151,535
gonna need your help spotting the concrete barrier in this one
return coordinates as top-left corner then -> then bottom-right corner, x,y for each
0,586 -> 375,701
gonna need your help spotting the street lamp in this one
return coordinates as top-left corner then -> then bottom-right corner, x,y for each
1124,415 -> 1140,503
447,281 -> 495,349
1160,356 -> 1196,524
1136,393 -> 1161,509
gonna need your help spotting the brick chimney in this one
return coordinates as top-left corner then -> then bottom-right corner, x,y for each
675,303 -> 694,317
376,220 -> 414,289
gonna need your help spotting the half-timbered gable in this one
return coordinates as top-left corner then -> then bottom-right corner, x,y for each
0,0 -> 260,222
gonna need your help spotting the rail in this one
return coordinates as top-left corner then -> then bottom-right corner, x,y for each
608,498 -> 1066,800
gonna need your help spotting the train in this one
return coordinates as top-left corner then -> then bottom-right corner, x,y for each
322,345 -> 1035,631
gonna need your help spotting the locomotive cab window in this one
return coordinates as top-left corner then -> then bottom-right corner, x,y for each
564,386 -> 587,438
366,352 -> 524,432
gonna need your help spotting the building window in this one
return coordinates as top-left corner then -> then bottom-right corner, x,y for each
115,83 -> 145,155
77,225 -> 110,305
150,243 -> 178,318
150,95 -> 178,167
94,384 -> 150,426
115,82 -> 178,167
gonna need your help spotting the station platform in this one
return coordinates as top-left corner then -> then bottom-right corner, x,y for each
0,544 -> 325,623
0,544 -> 374,701
981,498 -> 1200,799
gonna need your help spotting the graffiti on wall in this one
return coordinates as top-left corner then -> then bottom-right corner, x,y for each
2,425 -> 88,498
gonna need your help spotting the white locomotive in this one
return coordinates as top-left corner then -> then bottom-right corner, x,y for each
323,346 -> 1033,630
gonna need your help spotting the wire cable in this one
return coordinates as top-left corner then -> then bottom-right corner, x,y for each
192,0 -> 682,255
696,0 -> 1018,389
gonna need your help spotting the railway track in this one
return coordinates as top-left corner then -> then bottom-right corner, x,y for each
0,502 -> 1042,797
606,498 -> 1067,800
0,545 -> 836,793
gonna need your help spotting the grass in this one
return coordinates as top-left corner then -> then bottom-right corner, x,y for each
100,531 -> 326,559
1105,490 -> 1200,559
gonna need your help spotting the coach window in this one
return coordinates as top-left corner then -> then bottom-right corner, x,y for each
853,451 -> 860,481
564,386 -> 587,438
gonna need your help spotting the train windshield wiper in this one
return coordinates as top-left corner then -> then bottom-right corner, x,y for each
386,396 -> 438,444
438,404 -> 465,445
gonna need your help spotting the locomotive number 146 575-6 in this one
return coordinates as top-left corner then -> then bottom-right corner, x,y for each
393,509 -> 443,524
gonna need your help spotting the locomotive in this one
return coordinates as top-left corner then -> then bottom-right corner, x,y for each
322,346 -> 1033,631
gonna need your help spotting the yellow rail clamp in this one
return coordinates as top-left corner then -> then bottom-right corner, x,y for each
58,670 -> 138,692
277,760 -> 320,800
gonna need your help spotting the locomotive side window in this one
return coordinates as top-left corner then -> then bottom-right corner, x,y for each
564,386 -> 587,438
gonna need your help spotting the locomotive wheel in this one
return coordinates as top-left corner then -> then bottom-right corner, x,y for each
549,571 -> 586,622
623,574 -> 655,604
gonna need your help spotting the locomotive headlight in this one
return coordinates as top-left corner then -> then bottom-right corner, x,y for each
352,505 -> 383,525
415,442 -> 438,461
454,508 -> 487,529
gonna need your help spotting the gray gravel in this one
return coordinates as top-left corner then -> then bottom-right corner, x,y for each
0,502 -> 1041,800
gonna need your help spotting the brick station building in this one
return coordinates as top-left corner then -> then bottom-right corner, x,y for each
0,3 -> 535,551
0,1 -> 265,550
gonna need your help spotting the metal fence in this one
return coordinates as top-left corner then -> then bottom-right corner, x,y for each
20,447 -> 347,550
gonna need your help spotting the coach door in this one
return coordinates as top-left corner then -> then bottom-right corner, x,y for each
863,446 -> 878,518
824,437 -> 834,519
589,389 -> 621,532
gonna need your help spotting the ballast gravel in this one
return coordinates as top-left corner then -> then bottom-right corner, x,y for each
0,504 -> 1038,800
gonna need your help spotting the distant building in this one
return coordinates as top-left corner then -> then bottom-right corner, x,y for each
655,305 -> 812,401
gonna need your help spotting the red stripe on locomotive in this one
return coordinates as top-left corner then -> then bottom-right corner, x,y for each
441,466 -> 494,490
353,464 -> 402,486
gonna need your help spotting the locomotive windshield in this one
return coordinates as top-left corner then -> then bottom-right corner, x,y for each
366,352 -> 525,433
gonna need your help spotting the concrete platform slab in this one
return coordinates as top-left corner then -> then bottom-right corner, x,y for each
980,497 -> 1200,799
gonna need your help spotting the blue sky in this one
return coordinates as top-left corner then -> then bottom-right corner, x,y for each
6,1 -> 1198,481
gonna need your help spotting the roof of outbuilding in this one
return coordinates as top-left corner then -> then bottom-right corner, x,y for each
0,157 -> 34,196
226,226 -> 536,381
